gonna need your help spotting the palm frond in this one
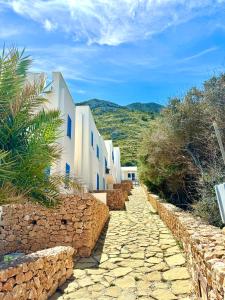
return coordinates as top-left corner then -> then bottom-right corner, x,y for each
0,150 -> 15,180
0,47 -> 65,206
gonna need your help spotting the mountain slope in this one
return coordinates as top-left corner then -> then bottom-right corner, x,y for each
77,99 -> 121,112
127,102 -> 163,113
77,99 -> 163,165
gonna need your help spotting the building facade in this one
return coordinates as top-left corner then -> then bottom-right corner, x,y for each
74,105 -> 108,191
35,71 -> 122,192
35,72 -> 77,179
104,141 -> 122,189
121,166 -> 138,183
114,147 -> 122,183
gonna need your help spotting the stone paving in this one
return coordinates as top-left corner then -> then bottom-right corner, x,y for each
51,187 -> 194,300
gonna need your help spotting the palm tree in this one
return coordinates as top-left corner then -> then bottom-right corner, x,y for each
0,47 -> 63,206
0,150 -> 15,180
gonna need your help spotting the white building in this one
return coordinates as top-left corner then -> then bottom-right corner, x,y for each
30,71 -> 122,192
114,147 -> 122,183
74,105 -> 108,191
121,166 -> 138,183
35,72 -> 77,179
104,141 -> 122,189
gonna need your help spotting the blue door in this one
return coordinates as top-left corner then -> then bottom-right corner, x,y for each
97,173 -> 100,190
65,163 -> 70,176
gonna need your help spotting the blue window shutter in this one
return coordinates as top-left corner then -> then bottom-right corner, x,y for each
97,145 -> 99,159
105,158 -> 107,170
91,131 -> 94,147
67,115 -> 72,138
97,173 -> 100,190
112,151 -> 114,162
65,163 -> 70,175
103,178 -> 105,189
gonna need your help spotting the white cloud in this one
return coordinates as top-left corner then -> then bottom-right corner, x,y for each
44,19 -> 57,31
181,47 -> 219,62
1,0 -> 225,45
27,44 -> 125,83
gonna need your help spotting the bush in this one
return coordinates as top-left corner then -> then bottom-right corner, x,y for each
139,74 -> 225,225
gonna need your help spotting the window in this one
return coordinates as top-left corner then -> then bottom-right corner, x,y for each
65,163 -> 70,188
91,131 -> 94,147
97,173 -> 100,190
96,145 -> 99,159
105,157 -> 109,174
67,115 -> 72,138
132,173 -> 135,180
112,151 -> 114,163
65,163 -> 70,176
128,173 -> 131,178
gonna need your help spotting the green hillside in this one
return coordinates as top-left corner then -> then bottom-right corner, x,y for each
77,99 -> 163,166
127,102 -> 163,113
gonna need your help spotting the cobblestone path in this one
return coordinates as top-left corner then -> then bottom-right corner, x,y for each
52,187 -> 193,300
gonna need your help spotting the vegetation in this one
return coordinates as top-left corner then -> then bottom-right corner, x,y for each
139,74 -> 225,227
127,102 -> 163,113
77,99 -> 162,165
0,48 -> 64,206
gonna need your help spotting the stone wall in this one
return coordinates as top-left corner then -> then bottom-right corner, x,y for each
122,180 -> 133,191
113,181 -> 133,198
0,246 -> 74,300
0,193 -> 109,257
93,189 -> 125,210
144,186 -> 225,300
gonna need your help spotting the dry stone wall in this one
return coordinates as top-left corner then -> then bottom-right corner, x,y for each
113,180 -> 133,199
0,246 -> 74,300
144,186 -> 225,300
0,193 -> 109,258
122,180 -> 133,190
92,189 -> 125,210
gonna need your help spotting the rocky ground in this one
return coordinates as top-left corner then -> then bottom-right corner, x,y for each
51,187 -> 194,300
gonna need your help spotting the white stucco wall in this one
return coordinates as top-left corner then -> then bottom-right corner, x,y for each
74,106 -> 108,191
91,193 -> 107,205
28,71 -> 76,179
45,72 -> 76,177
104,140 -> 118,188
114,147 -> 122,183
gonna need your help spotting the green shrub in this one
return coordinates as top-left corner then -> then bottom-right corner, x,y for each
138,74 -> 225,225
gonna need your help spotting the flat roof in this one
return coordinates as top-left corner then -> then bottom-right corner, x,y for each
121,166 -> 137,171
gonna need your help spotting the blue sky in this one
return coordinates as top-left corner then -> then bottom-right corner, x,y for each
0,1 -> 225,106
